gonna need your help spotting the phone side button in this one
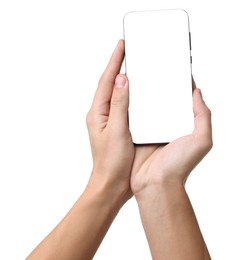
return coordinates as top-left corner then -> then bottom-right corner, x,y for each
189,32 -> 192,50
190,56 -> 192,64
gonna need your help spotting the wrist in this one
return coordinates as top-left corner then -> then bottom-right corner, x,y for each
134,180 -> 186,205
85,172 -> 132,211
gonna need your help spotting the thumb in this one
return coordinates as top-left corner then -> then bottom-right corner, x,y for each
108,74 -> 129,132
193,88 -> 212,143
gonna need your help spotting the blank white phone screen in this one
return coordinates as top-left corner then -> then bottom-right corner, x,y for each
123,9 -> 193,144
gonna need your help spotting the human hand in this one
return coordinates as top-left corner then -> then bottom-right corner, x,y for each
131,80 -> 212,200
86,40 -> 134,201
27,41 -> 134,260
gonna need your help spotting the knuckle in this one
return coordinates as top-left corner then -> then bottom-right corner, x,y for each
198,135 -> 213,154
204,137 -> 213,152
205,107 -> 212,117
111,92 -> 126,108
209,136 -> 213,149
86,110 -> 94,128
111,96 -> 123,107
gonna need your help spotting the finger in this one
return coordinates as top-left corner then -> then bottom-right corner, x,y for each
193,88 -> 212,143
91,40 -> 125,116
108,74 -> 129,133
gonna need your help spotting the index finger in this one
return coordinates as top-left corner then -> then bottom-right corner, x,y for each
91,40 -> 125,115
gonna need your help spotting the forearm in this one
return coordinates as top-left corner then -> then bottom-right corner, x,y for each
27,177 -> 128,260
136,183 -> 211,260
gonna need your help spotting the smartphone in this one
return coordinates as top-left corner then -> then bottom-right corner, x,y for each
123,9 -> 193,144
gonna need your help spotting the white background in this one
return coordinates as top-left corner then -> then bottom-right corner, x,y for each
0,0 -> 240,259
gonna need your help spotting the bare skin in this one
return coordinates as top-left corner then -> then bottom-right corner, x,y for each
130,80 -> 212,259
27,40 -> 212,260
27,40 -> 134,260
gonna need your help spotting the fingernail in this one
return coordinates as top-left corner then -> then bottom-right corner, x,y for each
115,75 -> 126,88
